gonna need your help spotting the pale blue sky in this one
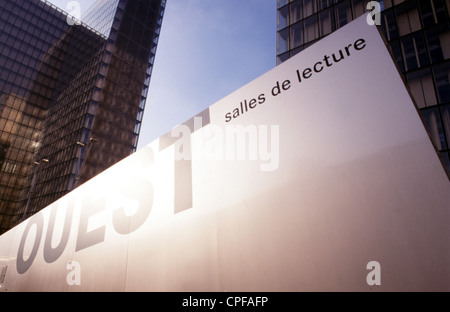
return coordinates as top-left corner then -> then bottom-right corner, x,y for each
46,0 -> 277,149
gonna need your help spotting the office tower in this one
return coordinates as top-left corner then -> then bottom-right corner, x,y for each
276,0 -> 450,176
0,0 -> 165,233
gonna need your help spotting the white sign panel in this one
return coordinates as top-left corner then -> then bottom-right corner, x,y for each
0,14 -> 449,292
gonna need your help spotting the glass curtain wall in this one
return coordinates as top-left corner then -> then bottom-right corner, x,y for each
0,0 -> 165,233
277,0 -> 450,177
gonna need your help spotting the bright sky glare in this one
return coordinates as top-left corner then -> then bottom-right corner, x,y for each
46,0 -> 277,150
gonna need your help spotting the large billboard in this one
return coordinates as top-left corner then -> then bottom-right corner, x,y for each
0,14 -> 449,292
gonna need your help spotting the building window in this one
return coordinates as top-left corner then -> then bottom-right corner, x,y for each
401,34 -> 428,71
381,0 -> 392,9
290,22 -> 303,49
277,28 -> 289,54
304,15 -> 319,44
439,151 -> 450,173
277,52 -> 290,65
2,162 -> 16,174
434,63 -> 450,103
319,8 -> 335,36
441,104 -> 450,148
277,0 -> 290,8
335,0 -> 352,28
317,0 -> 333,11
396,2 -> 421,36
278,5 -> 289,30
303,0 -> 316,18
290,0 -> 302,25
407,69 -> 437,108
353,0 -> 371,19
419,0 -> 448,27
290,46 -> 303,58
426,27 -> 450,63
422,107 -> 447,150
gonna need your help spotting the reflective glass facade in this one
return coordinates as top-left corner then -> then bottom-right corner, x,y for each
83,0 -> 121,37
0,0 -> 165,233
277,0 -> 450,177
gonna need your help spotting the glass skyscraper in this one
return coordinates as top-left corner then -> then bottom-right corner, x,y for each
0,0 -> 165,233
277,0 -> 450,177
